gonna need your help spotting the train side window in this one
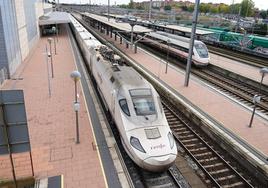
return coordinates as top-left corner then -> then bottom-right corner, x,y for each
119,99 -> 130,116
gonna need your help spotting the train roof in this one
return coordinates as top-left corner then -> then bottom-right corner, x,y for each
112,66 -> 150,90
161,24 -> 213,35
147,31 -> 203,48
83,13 -> 152,33
84,39 -> 102,48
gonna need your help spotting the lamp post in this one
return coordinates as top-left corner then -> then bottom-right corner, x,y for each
165,39 -> 171,74
184,0 -> 200,87
149,0 -> 152,21
52,26 -> 57,55
108,0 -> 110,21
70,71 -> 81,144
129,19 -> 137,48
248,67 -> 268,127
47,38 -> 54,78
45,45 -> 52,97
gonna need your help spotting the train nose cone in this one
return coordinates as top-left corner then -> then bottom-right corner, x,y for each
143,154 -> 176,172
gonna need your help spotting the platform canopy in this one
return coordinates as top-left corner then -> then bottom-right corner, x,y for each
84,13 -> 152,33
39,11 -> 71,26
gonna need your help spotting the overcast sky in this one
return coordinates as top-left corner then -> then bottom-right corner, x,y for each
58,0 -> 268,10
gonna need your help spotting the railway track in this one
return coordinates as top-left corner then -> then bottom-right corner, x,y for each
162,98 -> 257,188
207,45 -> 267,68
193,67 -> 268,115
136,41 -> 268,116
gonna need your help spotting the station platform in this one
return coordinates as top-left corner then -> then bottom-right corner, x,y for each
209,53 -> 268,85
86,22 -> 268,171
0,24 -> 120,187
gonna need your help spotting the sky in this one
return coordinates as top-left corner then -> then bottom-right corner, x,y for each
58,0 -> 268,10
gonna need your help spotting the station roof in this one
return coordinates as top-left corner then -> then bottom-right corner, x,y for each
157,24 -> 214,35
102,13 -> 125,19
39,11 -> 71,26
83,13 -> 152,33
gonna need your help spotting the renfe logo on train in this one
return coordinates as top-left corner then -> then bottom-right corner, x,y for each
151,144 -> 166,150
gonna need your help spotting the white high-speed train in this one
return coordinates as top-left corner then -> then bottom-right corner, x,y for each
142,31 -> 210,66
70,16 -> 177,172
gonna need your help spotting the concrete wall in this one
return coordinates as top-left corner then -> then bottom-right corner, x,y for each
0,0 -> 52,78
0,0 -> 22,76
15,0 -> 29,61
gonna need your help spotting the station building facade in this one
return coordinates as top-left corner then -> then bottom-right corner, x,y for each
0,0 -> 51,82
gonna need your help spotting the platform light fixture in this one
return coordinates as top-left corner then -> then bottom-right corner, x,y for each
248,67 -> 268,128
70,70 -> 81,143
52,26 -> 57,55
47,38 -> 54,78
129,18 -> 137,47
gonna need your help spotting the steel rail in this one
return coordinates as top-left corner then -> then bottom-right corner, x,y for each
162,100 -> 254,188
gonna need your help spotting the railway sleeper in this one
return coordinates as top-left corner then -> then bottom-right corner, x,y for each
178,134 -> 195,139
168,122 -> 183,127
181,143 -> 197,148
180,138 -> 199,143
143,175 -> 174,187
168,120 -> 183,125
203,163 -> 226,171
209,168 -> 230,176
171,127 -> 187,132
164,112 -> 172,117
193,151 -> 213,158
176,130 -> 191,135
215,174 -> 238,184
198,157 -> 218,164
188,147 -> 207,153
221,181 -> 245,188
166,117 -> 177,121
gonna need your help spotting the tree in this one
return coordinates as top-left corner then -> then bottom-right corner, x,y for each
199,3 -> 210,14
209,6 -> 218,14
188,4 -> 195,12
229,3 -> 241,14
259,10 -> 267,19
164,5 -> 171,11
218,3 -> 229,14
181,5 -> 188,11
128,0 -> 134,9
240,0 -> 255,17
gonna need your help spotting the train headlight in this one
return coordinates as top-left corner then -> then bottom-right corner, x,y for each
168,132 -> 175,149
130,136 -> 146,153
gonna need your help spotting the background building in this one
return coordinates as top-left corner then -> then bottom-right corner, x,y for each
0,0 -> 51,82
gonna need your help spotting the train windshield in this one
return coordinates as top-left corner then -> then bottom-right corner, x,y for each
130,89 -> 156,116
195,43 -> 208,58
